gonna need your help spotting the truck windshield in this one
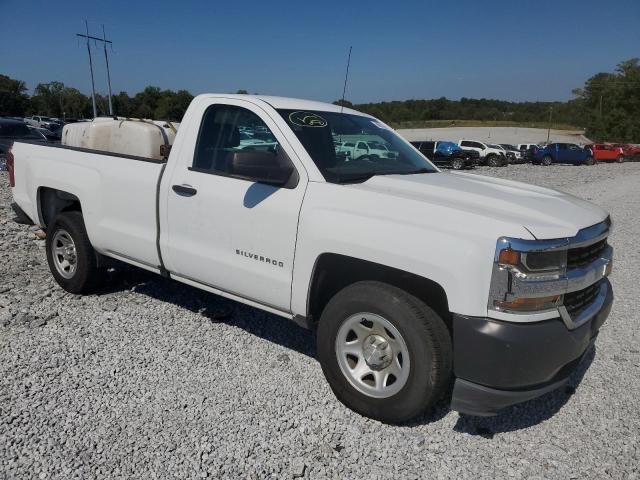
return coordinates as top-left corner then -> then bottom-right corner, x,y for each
277,109 -> 437,183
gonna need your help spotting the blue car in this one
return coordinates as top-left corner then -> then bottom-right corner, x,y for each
531,143 -> 595,166
410,141 -> 477,169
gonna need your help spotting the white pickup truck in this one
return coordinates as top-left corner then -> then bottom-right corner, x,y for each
7,94 -> 614,423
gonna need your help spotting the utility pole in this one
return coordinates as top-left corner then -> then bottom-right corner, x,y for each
599,94 -> 603,119
77,21 -> 98,118
102,25 -> 113,116
76,21 -> 114,118
546,106 -> 553,144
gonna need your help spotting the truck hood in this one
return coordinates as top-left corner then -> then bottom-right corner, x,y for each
349,171 -> 608,239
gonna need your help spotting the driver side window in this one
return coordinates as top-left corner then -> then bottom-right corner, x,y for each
193,104 -> 282,175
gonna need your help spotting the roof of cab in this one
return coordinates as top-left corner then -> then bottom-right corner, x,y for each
195,94 -> 369,117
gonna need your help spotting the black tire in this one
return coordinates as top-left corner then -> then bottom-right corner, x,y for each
542,155 -> 553,166
451,158 -> 464,170
45,211 -> 102,294
585,156 -> 596,166
317,281 -> 452,424
617,156 -> 625,163
487,155 -> 500,167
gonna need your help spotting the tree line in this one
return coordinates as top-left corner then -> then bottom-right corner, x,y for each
344,59 -> 640,143
0,79 -> 195,122
1,58 -> 639,141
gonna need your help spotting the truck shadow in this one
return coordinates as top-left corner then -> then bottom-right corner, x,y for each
96,265 -> 597,431
451,346 -> 596,435
97,265 -> 317,358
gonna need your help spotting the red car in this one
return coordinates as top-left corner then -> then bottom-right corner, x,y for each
587,143 -> 625,163
613,144 -> 640,162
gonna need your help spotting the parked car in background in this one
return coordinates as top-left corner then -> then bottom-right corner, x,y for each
0,118 -> 46,168
517,143 -> 539,152
458,140 -> 507,167
498,144 -> 525,163
531,143 -> 595,166
336,139 -> 398,160
587,144 -> 624,163
612,144 -> 640,162
491,144 -> 521,164
24,116 -> 58,130
410,141 -> 476,170
516,143 -> 539,162
28,125 -> 58,142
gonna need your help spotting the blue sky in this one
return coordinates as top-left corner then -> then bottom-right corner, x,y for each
1,0 -> 638,103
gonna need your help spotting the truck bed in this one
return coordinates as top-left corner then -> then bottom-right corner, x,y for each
11,141 -> 166,271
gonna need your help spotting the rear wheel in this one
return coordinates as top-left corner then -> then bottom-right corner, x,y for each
46,211 -> 102,293
617,156 -> 625,163
487,155 -> 500,167
317,281 -> 452,424
542,155 -> 553,166
451,158 -> 464,170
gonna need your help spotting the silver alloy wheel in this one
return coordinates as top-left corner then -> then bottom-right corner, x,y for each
51,229 -> 78,279
335,313 -> 410,399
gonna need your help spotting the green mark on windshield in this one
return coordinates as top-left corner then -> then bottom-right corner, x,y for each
288,111 -> 328,127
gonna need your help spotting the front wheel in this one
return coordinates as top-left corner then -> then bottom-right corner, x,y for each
487,155 -> 501,167
542,155 -> 553,166
617,156 -> 625,163
451,158 -> 464,170
585,156 -> 596,166
46,211 -> 102,293
317,281 -> 452,424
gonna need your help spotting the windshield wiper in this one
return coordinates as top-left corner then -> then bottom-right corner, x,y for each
332,168 -> 435,184
332,173 -> 377,184
394,168 -> 436,175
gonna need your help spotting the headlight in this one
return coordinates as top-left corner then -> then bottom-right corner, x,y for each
492,246 -> 564,312
497,247 -> 567,273
489,238 -> 570,315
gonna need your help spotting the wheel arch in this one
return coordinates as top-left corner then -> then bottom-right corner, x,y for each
306,253 -> 451,332
37,187 -> 82,229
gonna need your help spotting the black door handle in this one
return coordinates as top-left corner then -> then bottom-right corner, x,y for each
172,184 -> 197,196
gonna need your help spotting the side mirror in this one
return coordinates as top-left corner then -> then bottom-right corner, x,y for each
229,150 -> 295,187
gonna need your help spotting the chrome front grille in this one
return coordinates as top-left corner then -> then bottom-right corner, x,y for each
567,239 -> 607,269
564,282 -> 601,316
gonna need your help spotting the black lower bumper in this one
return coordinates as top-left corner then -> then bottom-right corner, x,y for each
450,280 -> 613,416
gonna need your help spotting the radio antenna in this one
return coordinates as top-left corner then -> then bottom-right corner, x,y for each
340,46 -> 352,114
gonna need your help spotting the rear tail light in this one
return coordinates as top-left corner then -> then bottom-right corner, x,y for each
6,148 -> 15,187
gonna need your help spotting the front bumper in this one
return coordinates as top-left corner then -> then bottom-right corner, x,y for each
450,278 -> 613,416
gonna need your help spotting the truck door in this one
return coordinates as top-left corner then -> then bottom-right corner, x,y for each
161,99 -> 307,312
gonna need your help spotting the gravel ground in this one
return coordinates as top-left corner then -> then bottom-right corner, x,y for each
1,163 -> 639,479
